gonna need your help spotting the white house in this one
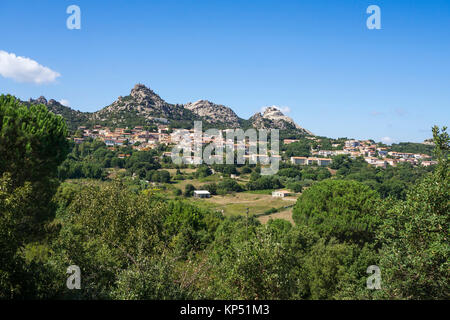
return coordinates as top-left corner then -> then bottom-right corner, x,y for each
291,157 -> 332,166
272,190 -> 291,198
193,190 -> 211,198
291,156 -> 307,165
317,158 -> 332,166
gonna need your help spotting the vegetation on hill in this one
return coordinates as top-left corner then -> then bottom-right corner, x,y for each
330,154 -> 433,200
0,95 -> 69,297
390,142 -> 434,156
0,96 -> 448,300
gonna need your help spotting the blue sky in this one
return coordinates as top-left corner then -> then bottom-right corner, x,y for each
0,0 -> 449,143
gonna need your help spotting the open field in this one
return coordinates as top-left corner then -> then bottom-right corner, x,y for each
191,192 -> 298,217
106,167 -> 127,179
165,168 -> 196,175
170,173 -> 223,190
65,174 -> 300,224
257,207 -> 295,224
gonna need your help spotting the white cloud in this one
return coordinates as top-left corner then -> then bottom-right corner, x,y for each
0,50 -> 60,84
261,105 -> 291,114
279,106 -> 291,114
381,136 -> 394,145
59,99 -> 70,107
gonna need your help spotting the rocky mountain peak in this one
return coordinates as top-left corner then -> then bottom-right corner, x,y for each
184,99 -> 240,126
29,96 -> 48,105
131,83 -> 151,96
128,83 -> 164,103
24,84 -> 313,135
94,84 -> 188,123
250,106 -> 312,134
262,106 -> 283,116
185,100 -> 216,109
132,83 -> 147,91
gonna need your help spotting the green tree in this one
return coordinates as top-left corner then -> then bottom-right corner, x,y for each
206,218 -> 297,299
376,126 -> 449,299
305,239 -> 379,300
284,140 -> 311,157
0,95 -> 69,298
195,165 -> 212,178
292,179 -> 380,244
49,181 -> 172,299
184,184 -> 195,197
217,179 -> 243,193
0,95 -> 69,187
203,183 -> 218,195
0,174 -> 33,298
287,181 -> 303,193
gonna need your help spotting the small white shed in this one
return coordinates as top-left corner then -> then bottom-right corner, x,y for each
193,190 -> 211,198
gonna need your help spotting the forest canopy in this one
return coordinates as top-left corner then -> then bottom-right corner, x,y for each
0,96 -> 448,300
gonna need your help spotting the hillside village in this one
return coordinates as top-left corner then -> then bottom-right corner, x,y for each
1,92 -> 447,301
16,87 -> 439,221
26,83 -> 437,170
1,0 -> 447,301
73,124 -> 437,168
